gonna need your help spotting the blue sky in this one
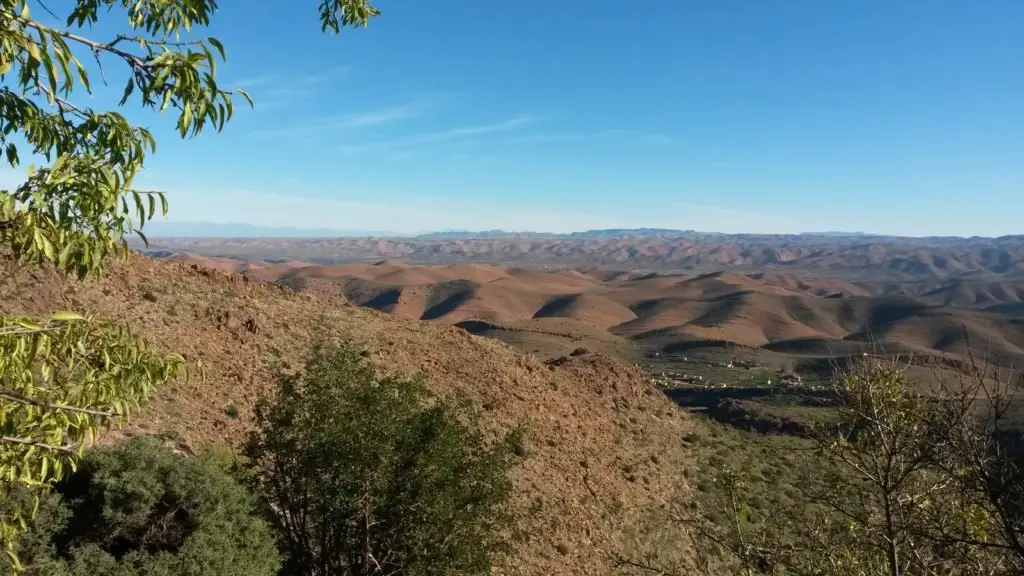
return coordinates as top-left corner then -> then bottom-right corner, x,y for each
2,0 -> 1023,236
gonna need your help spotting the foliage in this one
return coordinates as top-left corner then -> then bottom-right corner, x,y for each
0,436 -> 280,576
620,357 -> 1024,576
0,0 -> 379,564
244,341 -> 520,576
319,0 -> 380,33
922,353 -> 1024,574
0,311 -> 184,564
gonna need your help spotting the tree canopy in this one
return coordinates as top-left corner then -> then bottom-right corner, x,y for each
244,341 -> 520,576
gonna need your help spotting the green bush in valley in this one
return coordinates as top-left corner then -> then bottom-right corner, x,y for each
244,341 -> 520,576
0,437 -> 279,576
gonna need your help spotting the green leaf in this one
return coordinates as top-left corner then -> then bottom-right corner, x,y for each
5,143 -> 18,167
120,78 -> 135,105
75,60 -> 91,92
39,233 -> 55,261
237,88 -> 254,108
132,191 -> 146,222
208,37 -> 226,60
182,103 -> 193,134
5,548 -> 22,571
153,66 -> 171,88
52,311 -> 86,322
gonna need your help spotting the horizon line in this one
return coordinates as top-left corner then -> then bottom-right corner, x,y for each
131,221 -> 1021,241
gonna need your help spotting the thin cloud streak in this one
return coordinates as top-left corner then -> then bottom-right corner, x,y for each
339,114 -> 538,154
251,102 -> 431,138
337,103 -> 429,127
231,74 -> 277,88
231,67 -> 351,113
451,129 -> 677,148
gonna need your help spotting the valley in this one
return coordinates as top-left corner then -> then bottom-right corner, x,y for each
125,237 -> 1024,572
151,250 -> 1024,372
150,242 -> 1024,454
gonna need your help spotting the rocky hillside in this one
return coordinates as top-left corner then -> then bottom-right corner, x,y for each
0,254 -> 695,575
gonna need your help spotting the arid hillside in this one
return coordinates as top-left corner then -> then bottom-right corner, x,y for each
161,253 -> 1024,368
139,233 -> 1024,280
0,254 -> 695,576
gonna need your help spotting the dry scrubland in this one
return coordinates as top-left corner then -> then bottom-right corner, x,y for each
0,255 -> 697,575
10,244 -> 1024,573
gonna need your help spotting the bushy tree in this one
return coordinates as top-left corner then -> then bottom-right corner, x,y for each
0,0 -> 378,562
0,436 -> 280,576
244,341 -> 520,576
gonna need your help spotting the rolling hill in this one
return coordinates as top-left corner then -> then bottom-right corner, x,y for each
161,253 -> 1024,368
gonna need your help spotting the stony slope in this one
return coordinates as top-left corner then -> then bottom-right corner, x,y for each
0,255 -> 694,575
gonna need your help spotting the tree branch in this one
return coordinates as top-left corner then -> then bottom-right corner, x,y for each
0,390 -> 118,418
0,435 -> 76,454
14,17 -> 148,69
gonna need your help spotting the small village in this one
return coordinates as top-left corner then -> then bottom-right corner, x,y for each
645,351 -> 809,390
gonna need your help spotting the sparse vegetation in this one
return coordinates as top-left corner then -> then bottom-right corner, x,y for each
244,341 -> 521,576
0,437 -> 279,576
620,356 -> 1024,576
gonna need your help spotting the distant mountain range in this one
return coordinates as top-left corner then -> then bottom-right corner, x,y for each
145,222 -> 883,240
140,232 -> 1024,281
140,222 -> 1016,243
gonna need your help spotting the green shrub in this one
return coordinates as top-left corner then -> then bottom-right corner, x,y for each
1,437 -> 279,576
244,341 -> 520,576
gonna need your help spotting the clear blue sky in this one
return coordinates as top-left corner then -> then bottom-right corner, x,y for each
3,0 -> 1023,236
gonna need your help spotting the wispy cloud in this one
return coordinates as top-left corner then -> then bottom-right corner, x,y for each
335,103 -> 427,128
296,66 -> 351,86
228,67 -> 351,112
452,128 -> 676,148
339,115 -> 537,154
252,102 -> 431,139
230,74 -> 277,89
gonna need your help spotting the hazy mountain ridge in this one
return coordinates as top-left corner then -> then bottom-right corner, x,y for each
138,233 -> 1024,280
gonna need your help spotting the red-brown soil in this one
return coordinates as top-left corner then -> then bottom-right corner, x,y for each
0,255 -> 696,575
